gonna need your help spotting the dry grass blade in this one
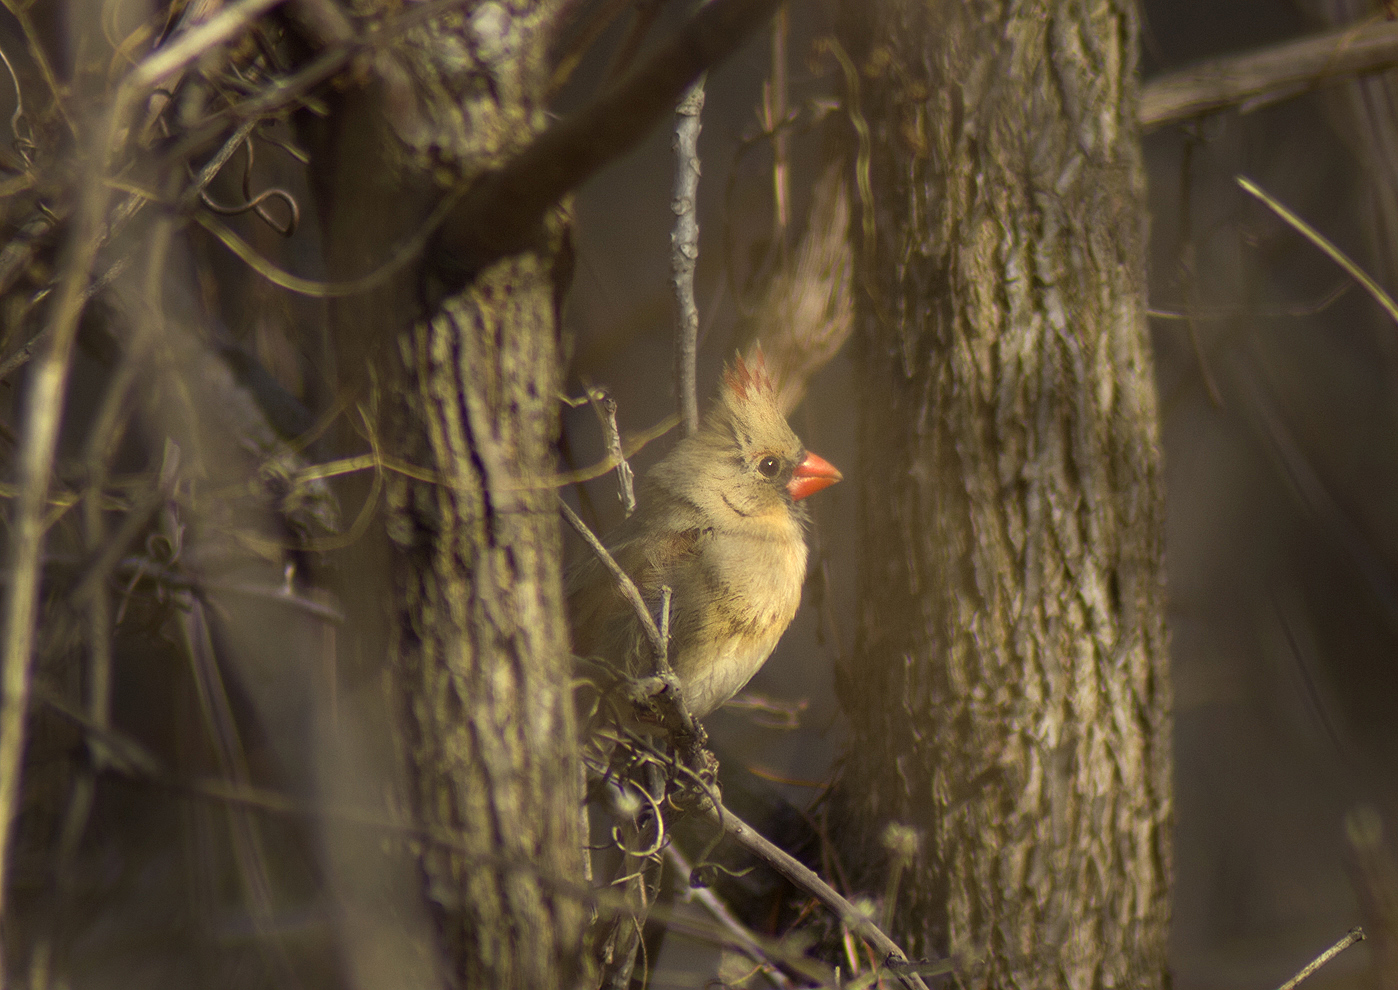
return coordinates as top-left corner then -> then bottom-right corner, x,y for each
1237,174 -> 1398,325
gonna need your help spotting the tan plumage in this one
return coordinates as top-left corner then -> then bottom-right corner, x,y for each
567,354 -> 841,719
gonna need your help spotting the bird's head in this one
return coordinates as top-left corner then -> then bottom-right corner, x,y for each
649,351 -> 842,524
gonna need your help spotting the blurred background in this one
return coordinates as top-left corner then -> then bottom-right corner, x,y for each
559,1 -> 1398,986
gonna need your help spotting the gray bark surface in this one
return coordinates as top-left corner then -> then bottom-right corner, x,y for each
833,2 -> 1172,987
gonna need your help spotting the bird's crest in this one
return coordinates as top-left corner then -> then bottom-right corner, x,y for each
721,348 -> 776,404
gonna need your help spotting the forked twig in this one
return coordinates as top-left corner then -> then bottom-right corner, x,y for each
586,387 -> 636,515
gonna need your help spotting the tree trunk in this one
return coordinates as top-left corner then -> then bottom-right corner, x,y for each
315,3 -> 587,987
833,2 -> 1172,987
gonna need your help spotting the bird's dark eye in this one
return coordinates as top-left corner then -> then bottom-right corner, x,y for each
757,455 -> 781,478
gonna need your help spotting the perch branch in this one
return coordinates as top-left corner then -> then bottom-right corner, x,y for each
1141,18 -> 1398,130
558,497 -> 708,760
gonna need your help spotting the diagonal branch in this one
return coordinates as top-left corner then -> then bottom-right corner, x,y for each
1141,18 -> 1398,130
433,0 -> 786,281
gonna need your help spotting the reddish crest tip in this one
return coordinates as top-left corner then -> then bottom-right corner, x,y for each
722,348 -> 773,402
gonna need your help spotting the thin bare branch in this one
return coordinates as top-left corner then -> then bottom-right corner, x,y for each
0,0 -> 74,135
558,497 -> 666,663
672,78 -> 704,437
0,136 -> 118,976
289,410 -> 677,490
0,0 -> 290,947
195,190 -> 459,297
1141,18 -> 1398,130
701,798 -> 948,990
559,497 -> 710,763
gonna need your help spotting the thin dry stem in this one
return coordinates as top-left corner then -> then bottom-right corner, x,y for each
131,0 -> 291,90
558,497 -> 667,666
0,120 -> 121,979
1276,928 -> 1365,990
588,388 -> 637,515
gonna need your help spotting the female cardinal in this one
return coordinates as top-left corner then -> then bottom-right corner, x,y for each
567,354 -> 841,719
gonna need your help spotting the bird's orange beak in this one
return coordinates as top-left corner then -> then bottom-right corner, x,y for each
788,451 -> 842,502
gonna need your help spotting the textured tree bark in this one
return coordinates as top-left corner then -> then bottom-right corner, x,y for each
314,2 -> 587,987
832,2 -> 1172,988
385,258 -> 586,989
